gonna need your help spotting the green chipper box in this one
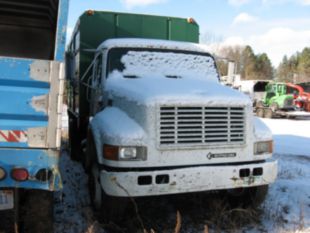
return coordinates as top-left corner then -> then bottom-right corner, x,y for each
66,10 -> 199,156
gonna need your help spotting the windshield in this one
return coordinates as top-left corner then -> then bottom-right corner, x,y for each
107,47 -> 219,80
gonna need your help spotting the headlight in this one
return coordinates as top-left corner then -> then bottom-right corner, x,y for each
119,147 -> 137,160
103,144 -> 147,161
254,141 -> 273,155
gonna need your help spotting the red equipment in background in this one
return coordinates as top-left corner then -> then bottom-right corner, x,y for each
286,83 -> 310,112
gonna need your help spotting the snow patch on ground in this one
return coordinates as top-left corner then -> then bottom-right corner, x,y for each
262,118 -> 310,156
261,153 -> 310,232
54,151 -> 105,233
260,118 -> 310,232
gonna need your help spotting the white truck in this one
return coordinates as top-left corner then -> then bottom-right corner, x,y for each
67,11 -> 277,221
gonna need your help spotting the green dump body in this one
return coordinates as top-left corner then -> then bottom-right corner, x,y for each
68,10 -> 200,123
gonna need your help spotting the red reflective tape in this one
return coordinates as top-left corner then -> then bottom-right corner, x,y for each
13,130 -> 21,138
0,130 -> 27,142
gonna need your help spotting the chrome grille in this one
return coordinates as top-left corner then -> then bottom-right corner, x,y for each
159,106 -> 245,146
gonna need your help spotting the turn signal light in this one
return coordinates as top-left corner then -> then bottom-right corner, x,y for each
11,168 -> 29,181
103,144 -> 119,161
0,167 -> 6,180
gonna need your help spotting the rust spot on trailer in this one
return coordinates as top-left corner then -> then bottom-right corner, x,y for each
31,94 -> 49,114
49,166 -> 62,191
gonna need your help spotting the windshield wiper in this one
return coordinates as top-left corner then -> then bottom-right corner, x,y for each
124,75 -> 139,79
165,75 -> 182,79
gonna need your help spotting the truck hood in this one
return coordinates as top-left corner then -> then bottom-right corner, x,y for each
106,71 -> 251,107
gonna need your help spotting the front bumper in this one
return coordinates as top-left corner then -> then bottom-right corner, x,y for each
100,159 -> 277,197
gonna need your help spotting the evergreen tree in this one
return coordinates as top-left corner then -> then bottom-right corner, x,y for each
214,45 -> 274,80
298,47 -> 310,82
255,53 -> 273,80
277,55 -> 293,82
240,46 -> 256,80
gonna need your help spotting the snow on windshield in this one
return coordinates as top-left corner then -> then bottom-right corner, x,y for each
119,50 -> 218,80
104,48 -> 251,106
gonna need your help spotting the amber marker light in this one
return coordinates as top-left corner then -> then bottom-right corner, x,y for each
86,10 -> 95,16
187,17 -> 196,24
103,144 -> 119,161
0,167 -> 6,180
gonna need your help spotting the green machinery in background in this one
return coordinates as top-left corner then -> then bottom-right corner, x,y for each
256,83 -> 294,118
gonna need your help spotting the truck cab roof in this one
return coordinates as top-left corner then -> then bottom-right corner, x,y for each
97,38 -> 212,55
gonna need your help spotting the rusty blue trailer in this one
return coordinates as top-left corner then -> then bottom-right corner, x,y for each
0,0 -> 69,230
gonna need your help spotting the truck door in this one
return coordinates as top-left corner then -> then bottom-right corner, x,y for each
89,53 -> 104,115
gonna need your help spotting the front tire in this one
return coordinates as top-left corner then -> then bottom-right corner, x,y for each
88,163 -> 128,224
68,117 -> 81,161
84,131 -> 96,173
89,163 -> 103,210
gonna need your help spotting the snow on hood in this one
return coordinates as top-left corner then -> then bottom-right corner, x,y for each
90,107 -> 146,146
253,117 -> 272,141
106,71 -> 251,106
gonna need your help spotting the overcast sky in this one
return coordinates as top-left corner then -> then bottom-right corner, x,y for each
67,0 -> 310,67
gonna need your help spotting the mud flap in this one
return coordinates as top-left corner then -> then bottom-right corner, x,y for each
20,190 -> 53,233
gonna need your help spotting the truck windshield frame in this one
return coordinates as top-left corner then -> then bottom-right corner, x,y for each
106,47 -> 218,78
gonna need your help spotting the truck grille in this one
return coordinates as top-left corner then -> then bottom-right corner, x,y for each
159,106 -> 245,146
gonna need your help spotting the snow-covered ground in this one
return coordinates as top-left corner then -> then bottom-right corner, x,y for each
259,119 -> 310,233
55,118 -> 310,233
262,118 -> 310,156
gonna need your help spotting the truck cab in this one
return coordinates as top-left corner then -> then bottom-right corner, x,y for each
66,11 -> 277,220
77,39 -> 276,212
